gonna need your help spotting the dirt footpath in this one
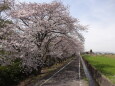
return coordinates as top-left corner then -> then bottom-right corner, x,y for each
35,57 -> 89,86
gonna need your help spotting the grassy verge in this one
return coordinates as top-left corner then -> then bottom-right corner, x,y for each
17,57 -> 75,86
82,54 -> 115,84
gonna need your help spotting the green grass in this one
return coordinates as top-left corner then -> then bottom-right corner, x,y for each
82,54 -> 115,84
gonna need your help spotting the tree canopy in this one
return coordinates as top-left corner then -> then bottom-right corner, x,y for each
0,1 -> 87,73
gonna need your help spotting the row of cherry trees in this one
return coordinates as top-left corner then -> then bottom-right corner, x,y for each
0,0 -> 86,73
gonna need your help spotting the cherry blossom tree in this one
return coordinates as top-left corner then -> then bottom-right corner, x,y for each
0,0 -> 15,66
0,1 -> 86,73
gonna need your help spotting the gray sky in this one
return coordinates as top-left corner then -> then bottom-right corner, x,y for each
18,0 -> 115,53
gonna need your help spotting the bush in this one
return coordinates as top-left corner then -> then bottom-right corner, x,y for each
0,61 -> 24,86
0,58 -> 43,86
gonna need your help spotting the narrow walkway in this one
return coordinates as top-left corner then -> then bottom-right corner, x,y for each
35,57 -> 88,86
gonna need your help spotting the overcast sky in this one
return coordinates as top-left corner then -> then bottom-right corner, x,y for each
18,0 -> 115,53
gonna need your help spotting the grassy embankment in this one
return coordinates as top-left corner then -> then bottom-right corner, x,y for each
82,54 -> 115,84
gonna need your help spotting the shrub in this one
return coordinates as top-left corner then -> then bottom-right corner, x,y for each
0,61 -> 24,86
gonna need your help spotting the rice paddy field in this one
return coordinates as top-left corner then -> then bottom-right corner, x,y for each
82,54 -> 115,84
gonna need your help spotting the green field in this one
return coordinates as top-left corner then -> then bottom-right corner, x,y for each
83,54 -> 115,84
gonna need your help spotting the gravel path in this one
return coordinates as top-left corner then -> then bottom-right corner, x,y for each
36,57 -> 88,86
